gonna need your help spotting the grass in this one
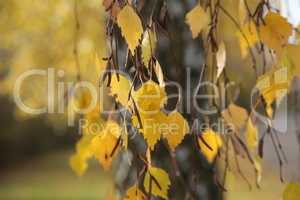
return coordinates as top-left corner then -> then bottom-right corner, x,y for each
0,150 -> 113,200
0,145 -> 294,200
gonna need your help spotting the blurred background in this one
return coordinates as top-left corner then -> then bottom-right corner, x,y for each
0,0 -> 300,199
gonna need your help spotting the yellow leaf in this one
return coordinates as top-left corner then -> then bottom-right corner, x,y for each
216,41 -> 226,79
283,182 -> 300,200
163,111 -> 189,151
132,111 -> 166,150
198,129 -> 222,163
186,4 -> 210,38
69,154 -> 88,176
238,21 -> 259,58
144,167 -> 171,199
222,103 -> 248,131
123,185 -> 146,200
153,60 -> 165,88
117,5 -> 143,53
259,12 -> 292,52
91,121 -> 121,170
75,134 -> 94,158
109,73 -> 131,107
256,66 -> 290,117
69,134 -> 94,176
245,118 -> 258,149
72,87 -> 93,111
142,29 -> 157,67
131,81 -> 167,150
132,80 -> 167,114
83,106 -> 105,135
253,155 -> 262,186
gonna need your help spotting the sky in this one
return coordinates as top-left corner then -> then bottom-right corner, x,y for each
282,0 -> 300,25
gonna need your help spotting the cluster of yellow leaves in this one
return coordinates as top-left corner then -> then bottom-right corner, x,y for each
106,72 -> 189,155
70,3 -> 300,197
198,129 -> 222,163
131,81 -> 189,150
254,12 -> 300,117
238,11 -> 293,58
221,102 -> 262,184
103,44 -> 186,152
70,107 -> 122,175
185,4 -> 210,38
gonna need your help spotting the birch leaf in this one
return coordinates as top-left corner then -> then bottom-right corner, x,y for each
133,111 -> 166,150
163,111 -> 189,151
109,73 -> 131,107
238,21 -> 259,58
69,153 -> 89,176
186,4 -> 210,38
131,81 -> 167,150
254,155 -> 262,186
91,121 -> 121,170
198,129 -> 222,163
124,185 -> 147,200
154,61 -> 165,88
216,41 -> 226,79
259,12 -> 292,52
144,167 -> 171,199
245,118 -> 258,149
142,29 -> 157,67
222,103 -> 248,131
117,5 -> 143,53
69,133 -> 95,176
132,80 -> 167,114
256,66 -> 290,118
